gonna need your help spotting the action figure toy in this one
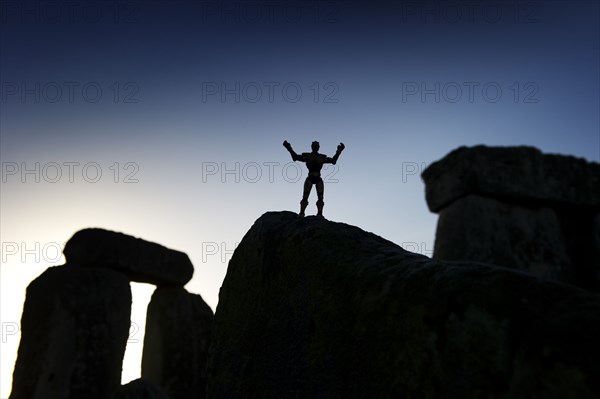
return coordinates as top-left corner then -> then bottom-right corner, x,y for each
283,140 -> 345,217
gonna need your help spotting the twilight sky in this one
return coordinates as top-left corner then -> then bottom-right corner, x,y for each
1,0 -> 599,395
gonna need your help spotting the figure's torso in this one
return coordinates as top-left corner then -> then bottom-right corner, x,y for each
302,152 -> 327,176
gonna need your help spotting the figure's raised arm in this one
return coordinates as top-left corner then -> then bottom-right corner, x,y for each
325,142 -> 345,164
283,140 -> 305,162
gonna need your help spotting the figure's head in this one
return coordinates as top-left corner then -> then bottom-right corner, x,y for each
311,141 -> 320,152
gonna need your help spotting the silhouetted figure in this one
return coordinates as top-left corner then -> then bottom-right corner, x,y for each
283,140 -> 345,217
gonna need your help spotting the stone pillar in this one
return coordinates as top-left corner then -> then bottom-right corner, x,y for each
10,266 -> 131,399
422,145 -> 600,291
142,286 -> 213,399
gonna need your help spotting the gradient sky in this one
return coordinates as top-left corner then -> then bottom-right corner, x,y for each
1,0 -> 599,396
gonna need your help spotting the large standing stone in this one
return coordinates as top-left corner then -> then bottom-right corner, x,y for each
207,211 -> 600,399
10,266 -> 131,399
142,286 -> 213,399
421,146 -> 600,291
64,228 -> 194,286
433,195 -> 571,280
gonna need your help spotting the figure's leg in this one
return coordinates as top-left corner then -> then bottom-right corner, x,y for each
316,179 -> 324,217
300,178 -> 312,216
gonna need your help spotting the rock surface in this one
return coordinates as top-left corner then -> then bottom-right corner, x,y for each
434,195 -> 600,290
433,195 -> 568,278
421,145 -> 600,213
10,266 -> 131,399
142,286 -> 213,399
110,378 -> 169,399
64,228 -> 194,286
207,211 -> 600,399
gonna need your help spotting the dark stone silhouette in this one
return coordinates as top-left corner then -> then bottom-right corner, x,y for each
207,211 -> 600,399
422,145 -> 600,212
10,266 -> 131,399
10,228 -> 213,399
64,228 -> 194,286
110,378 -> 169,399
422,145 -> 600,291
142,286 -> 214,399
283,140 -> 345,217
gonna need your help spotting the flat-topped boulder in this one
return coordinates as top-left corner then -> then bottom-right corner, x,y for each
421,145 -> 600,213
207,211 -> 600,398
64,228 -> 194,286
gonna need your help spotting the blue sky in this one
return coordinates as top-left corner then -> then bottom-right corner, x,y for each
1,0 -> 599,395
